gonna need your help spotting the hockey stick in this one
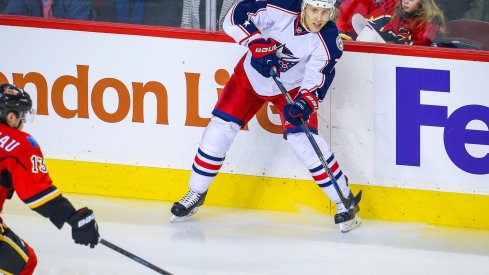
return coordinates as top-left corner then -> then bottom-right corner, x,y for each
100,238 -> 173,275
270,69 -> 361,210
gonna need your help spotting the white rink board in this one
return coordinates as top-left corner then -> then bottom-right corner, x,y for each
0,25 -> 310,180
0,25 -> 488,195
373,56 -> 489,194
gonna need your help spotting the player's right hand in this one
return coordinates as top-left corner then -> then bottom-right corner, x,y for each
248,38 -> 280,78
67,207 -> 100,248
283,91 -> 318,126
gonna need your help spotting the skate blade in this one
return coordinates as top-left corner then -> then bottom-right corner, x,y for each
170,207 -> 200,223
339,215 -> 361,233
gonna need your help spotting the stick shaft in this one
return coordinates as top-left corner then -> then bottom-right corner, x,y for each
271,74 -> 351,208
100,238 -> 173,275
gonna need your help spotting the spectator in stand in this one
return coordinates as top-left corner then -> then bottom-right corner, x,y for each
4,0 -> 95,20
181,0 -> 202,29
182,0 -> 229,30
218,0 -> 238,30
0,0 -> 8,13
435,0 -> 473,21
336,0 -> 397,40
114,0 -> 145,24
93,0 -> 183,27
461,0 -> 489,22
379,0 -> 446,46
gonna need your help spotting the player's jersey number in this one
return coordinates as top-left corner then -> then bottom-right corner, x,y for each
30,155 -> 47,173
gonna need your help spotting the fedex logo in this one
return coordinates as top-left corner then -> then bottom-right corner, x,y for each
396,67 -> 489,175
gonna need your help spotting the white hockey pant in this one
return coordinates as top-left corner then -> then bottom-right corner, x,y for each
189,116 -> 240,194
286,132 -> 351,205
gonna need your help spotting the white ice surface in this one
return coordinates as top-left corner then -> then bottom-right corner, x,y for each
2,194 -> 489,275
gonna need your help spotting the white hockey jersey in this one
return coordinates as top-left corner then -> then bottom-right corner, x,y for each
223,0 -> 343,101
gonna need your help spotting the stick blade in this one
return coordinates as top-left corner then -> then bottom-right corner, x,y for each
348,190 -> 362,213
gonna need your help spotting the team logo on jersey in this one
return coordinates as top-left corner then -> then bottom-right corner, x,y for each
336,36 -> 344,51
296,26 -> 305,35
276,44 -> 300,73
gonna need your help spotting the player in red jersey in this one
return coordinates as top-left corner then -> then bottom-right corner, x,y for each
0,84 -> 99,275
379,0 -> 446,45
336,0 -> 397,40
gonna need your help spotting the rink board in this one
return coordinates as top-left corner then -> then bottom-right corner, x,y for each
0,17 -> 488,230
47,159 -> 489,230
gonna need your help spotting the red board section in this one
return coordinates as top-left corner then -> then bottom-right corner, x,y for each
1,15 -> 488,62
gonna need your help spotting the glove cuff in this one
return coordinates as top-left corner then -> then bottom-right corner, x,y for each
67,207 -> 95,229
248,38 -> 279,58
298,90 -> 319,112
240,32 -> 262,47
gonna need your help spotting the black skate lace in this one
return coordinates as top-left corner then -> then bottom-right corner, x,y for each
180,191 -> 201,208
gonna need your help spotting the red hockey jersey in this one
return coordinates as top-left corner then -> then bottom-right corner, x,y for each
381,16 -> 439,46
0,123 -> 75,228
336,0 -> 397,40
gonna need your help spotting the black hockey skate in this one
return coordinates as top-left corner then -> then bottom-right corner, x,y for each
170,190 -> 207,223
334,191 -> 362,233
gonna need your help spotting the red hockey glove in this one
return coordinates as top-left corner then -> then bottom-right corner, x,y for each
248,38 -> 280,78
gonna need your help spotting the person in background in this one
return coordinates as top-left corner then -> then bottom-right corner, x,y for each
170,0 -> 361,233
0,0 -> 8,12
218,0 -> 239,30
435,0 -> 472,21
379,0 -> 446,46
93,0 -> 183,27
4,0 -> 95,20
0,84 -> 99,275
114,0 -> 145,24
460,0 -> 489,22
336,0 -> 397,40
181,0 -> 202,29
183,0 -> 234,30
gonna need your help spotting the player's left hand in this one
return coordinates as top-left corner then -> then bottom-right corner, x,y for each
283,92 -> 318,126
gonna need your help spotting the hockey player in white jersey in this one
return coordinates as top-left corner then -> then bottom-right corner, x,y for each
170,0 -> 361,232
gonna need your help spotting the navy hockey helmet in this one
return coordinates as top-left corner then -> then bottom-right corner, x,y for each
0,84 -> 34,122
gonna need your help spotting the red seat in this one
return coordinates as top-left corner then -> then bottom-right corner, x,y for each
443,19 -> 489,50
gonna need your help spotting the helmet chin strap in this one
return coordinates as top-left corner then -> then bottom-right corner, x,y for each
12,113 -> 24,129
15,120 -> 23,129
300,12 -> 312,32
